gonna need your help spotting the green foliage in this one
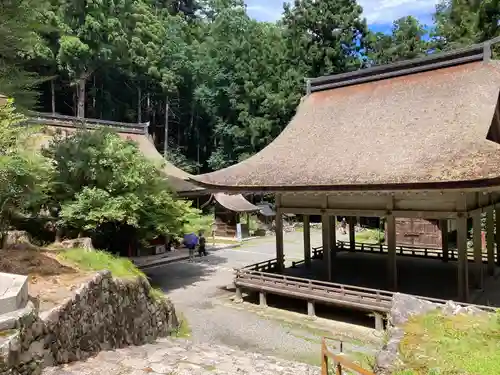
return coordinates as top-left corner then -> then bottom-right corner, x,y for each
58,248 -> 145,279
431,0 -> 500,51
282,0 -> 368,77
397,309 -> 500,374
181,209 -> 213,235
0,100 -> 50,243
41,129 -> 190,241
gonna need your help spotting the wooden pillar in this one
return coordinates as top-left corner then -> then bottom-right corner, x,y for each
472,212 -> 483,289
487,208 -> 495,276
303,215 -> 311,268
496,207 -> 500,266
386,215 -> 397,291
457,216 -> 469,302
348,216 -> 356,250
322,212 -> 332,281
275,195 -> 284,273
329,216 -> 336,257
440,219 -> 449,262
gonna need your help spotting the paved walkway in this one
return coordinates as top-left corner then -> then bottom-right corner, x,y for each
43,337 -> 319,375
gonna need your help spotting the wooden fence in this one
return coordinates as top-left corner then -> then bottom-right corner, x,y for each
321,337 -> 375,375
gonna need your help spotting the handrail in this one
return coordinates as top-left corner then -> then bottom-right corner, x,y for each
235,268 -> 497,312
313,241 -> 496,263
321,337 -> 375,375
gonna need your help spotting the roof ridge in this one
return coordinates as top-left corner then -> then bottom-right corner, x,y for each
306,40 -> 497,94
25,112 -> 149,135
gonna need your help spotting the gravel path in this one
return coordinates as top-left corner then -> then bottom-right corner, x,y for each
146,230 -> 379,366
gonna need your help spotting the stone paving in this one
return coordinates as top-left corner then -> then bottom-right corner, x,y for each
42,337 -> 319,375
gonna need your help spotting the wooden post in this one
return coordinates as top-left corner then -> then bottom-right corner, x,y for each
322,212 -> 332,281
496,207 -> 500,266
303,215 -> 311,268
329,216 -> 336,257
457,216 -> 469,302
275,195 -> 284,273
348,217 -> 356,250
374,313 -> 384,331
387,215 -> 397,291
440,219 -> 449,262
235,287 -> 242,303
472,212 -> 483,289
307,301 -> 315,317
259,292 -> 267,307
487,208 -> 495,276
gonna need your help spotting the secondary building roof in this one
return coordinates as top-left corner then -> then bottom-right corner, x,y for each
26,113 -> 205,196
213,193 -> 259,212
190,41 -> 500,192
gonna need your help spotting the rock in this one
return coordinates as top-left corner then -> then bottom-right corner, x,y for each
2,231 -> 37,251
389,293 -> 437,327
52,238 -> 94,251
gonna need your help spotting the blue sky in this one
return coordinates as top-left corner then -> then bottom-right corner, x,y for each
245,0 -> 439,33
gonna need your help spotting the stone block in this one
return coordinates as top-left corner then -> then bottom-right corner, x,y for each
0,272 -> 28,315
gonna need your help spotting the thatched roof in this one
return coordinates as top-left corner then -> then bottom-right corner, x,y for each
26,114 -> 205,196
191,42 -> 500,192
213,193 -> 259,212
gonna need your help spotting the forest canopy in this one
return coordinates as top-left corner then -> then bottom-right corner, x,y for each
4,0 -> 500,172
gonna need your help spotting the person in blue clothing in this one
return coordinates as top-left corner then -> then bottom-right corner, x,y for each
183,232 -> 198,261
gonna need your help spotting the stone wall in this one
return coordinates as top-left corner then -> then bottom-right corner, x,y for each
375,293 -> 489,375
0,271 -> 178,375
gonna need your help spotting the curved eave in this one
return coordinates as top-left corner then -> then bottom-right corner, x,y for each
187,176 -> 500,193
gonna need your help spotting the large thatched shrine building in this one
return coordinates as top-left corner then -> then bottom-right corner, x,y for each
190,40 -> 500,310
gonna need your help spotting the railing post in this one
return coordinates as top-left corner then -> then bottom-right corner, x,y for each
335,363 -> 342,375
374,312 -> 384,331
259,291 -> 267,307
321,340 -> 329,375
307,301 -> 316,317
235,287 -> 243,303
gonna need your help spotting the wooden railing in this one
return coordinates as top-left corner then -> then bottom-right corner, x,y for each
234,265 -> 497,313
240,258 -> 282,272
321,337 -> 375,375
235,268 -> 393,312
312,241 -> 497,263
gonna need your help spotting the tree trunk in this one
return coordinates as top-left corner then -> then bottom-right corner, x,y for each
146,92 -> 150,121
50,79 -> 56,114
92,75 -> 96,114
77,72 -> 87,118
137,86 -> 142,123
164,95 -> 169,157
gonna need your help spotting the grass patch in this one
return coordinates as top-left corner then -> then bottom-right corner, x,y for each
57,248 -> 144,279
396,310 -> 500,374
173,312 -> 191,338
355,229 -> 384,244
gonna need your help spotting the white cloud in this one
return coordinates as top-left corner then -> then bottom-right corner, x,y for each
245,0 -> 439,25
358,0 -> 439,25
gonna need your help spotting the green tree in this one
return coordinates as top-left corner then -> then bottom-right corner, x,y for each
431,0 -> 500,51
282,0 -> 368,77
42,129 -> 192,243
0,100 -> 51,246
0,0 -> 50,107
390,16 -> 429,60
47,0 -> 133,117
